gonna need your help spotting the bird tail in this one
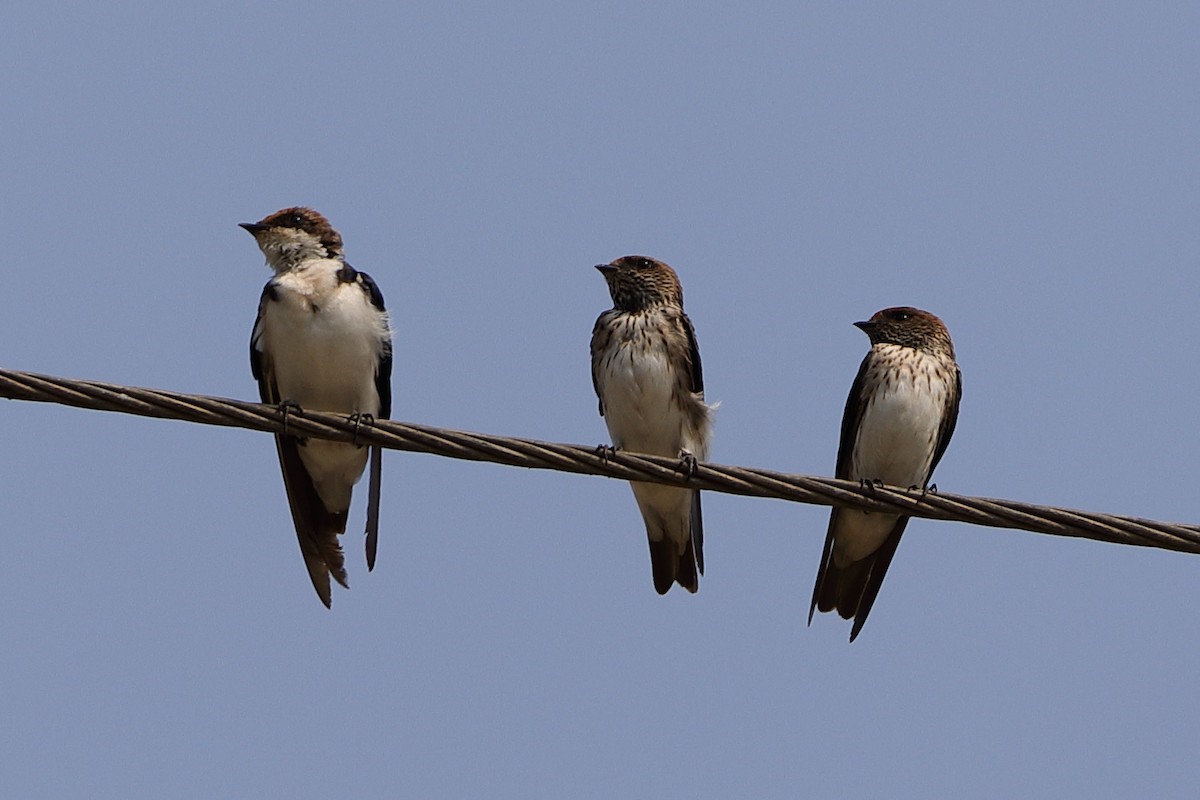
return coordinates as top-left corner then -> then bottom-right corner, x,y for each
809,510 -> 909,641
276,434 -> 350,608
648,535 -> 699,594
645,489 -> 702,595
299,509 -> 350,607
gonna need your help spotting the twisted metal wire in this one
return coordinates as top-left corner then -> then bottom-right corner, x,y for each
2,367 -> 1198,555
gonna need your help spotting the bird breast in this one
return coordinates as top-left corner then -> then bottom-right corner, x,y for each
261,261 -> 387,414
596,316 -> 697,457
851,347 -> 950,489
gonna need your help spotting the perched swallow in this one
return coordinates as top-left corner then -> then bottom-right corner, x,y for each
809,307 -> 961,641
590,256 -> 714,594
243,207 -> 392,607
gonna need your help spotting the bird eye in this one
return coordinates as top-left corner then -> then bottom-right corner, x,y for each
638,258 -> 653,269
893,311 -> 911,321
290,213 -> 304,226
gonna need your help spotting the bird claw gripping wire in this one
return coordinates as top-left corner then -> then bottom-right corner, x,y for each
276,400 -> 306,443
349,412 -> 375,446
859,477 -> 885,495
678,450 -> 699,480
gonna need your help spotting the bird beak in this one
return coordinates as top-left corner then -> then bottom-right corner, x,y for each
595,264 -> 616,275
239,222 -> 267,235
854,320 -> 874,333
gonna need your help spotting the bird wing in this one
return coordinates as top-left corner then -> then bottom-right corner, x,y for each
680,310 -> 704,397
589,312 -> 612,417
810,351 -> 910,640
353,267 -> 392,570
927,364 -> 961,479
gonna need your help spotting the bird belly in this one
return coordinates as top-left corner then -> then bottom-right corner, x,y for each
598,344 -> 684,458
851,377 -> 943,490
261,267 -> 386,513
264,278 -> 385,416
835,373 -> 945,562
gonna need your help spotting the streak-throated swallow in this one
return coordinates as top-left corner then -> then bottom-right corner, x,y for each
809,307 -> 961,641
243,207 -> 393,607
590,256 -> 714,594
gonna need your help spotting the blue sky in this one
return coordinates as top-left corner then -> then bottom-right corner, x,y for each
2,3 -> 1198,797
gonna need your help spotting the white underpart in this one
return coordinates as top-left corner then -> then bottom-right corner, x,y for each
836,345 -> 949,563
258,258 -> 389,512
597,313 -> 712,548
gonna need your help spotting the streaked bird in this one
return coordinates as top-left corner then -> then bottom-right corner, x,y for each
243,207 -> 392,607
590,255 -> 714,594
809,306 -> 961,640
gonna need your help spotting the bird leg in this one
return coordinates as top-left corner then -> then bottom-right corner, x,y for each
594,444 -> 617,462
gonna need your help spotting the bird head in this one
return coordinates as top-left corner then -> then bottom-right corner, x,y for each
594,255 -> 684,312
240,207 -> 344,272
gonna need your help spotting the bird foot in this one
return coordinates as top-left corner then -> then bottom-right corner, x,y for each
857,478 -> 885,514
349,412 -> 375,446
900,483 -> 937,501
678,449 -> 698,480
276,400 -> 306,442
859,477 -> 885,495
594,444 -> 617,462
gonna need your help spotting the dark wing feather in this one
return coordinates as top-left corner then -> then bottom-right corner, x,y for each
589,314 -> 609,417
833,352 -> 872,480
249,283 -> 274,392
355,269 -> 392,420
680,311 -> 704,396
809,353 -> 873,624
926,365 -> 961,480
680,311 -> 705,579
354,268 -> 392,570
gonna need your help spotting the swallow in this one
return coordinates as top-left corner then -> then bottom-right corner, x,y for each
590,255 -> 714,594
243,207 -> 392,607
810,306 -> 961,640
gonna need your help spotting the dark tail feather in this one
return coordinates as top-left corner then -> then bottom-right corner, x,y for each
809,522 -> 839,625
365,445 -> 383,571
298,511 -> 349,608
676,534 -> 699,593
809,510 -> 909,641
847,519 -> 907,642
647,535 -> 700,594
276,434 -> 350,607
295,511 -> 349,608
648,538 -> 677,595
691,490 -> 704,576
815,557 -> 872,620
646,491 -> 702,594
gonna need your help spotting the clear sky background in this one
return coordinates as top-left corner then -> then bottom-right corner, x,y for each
2,3 -> 1198,797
